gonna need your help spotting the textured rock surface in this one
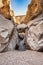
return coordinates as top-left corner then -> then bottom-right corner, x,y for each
24,0 -> 43,23
0,0 -> 3,8
0,0 -> 11,19
17,24 -> 27,30
25,17 -> 43,51
7,27 -> 19,51
15,15 -> 25,24
0,0 -> 43,52
0,15 -> 14,52
0,50 -> 43,65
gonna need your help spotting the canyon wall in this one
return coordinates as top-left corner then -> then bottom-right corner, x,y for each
23,0 -> 43,24
0,0 -> 11,19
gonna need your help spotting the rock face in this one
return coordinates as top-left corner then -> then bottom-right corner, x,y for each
7,27 -> 19,51
0,0 -> 11,19
0,15 -> 14,52
25,16 -> 43,51
10,9 -> 16,24
0,0 -> 3,8
24,0 -> 43,23
15,15 -> 25,24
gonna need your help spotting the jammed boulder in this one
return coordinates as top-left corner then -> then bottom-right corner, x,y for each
17,24 -> 27,33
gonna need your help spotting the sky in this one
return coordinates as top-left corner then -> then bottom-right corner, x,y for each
10,0 -> 31,16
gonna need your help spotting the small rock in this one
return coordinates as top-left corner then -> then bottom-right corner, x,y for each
18,32 -> 25,39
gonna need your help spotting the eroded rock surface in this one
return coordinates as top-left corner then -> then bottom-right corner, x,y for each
24,0 -> 43,23
0,0 -> 11,19
0,0 -> 43,52
25,16 -> 43,51
0,0 -> 3,8
0,15 -> 14,52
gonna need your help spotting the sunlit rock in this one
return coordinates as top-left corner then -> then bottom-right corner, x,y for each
15,15 -> 25,24
0,0 -> 11,19
24,0 -> 43,23
0,0 -> 3,8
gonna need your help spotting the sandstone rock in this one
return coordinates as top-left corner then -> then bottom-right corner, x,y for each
25,29 -> 39,50
0,0 -> 3,8
10,9 -> 16,24
27,16 -> 43,28
0,29 -> 9,43
15,15 -> 25,24
0,15 -> 14,34
0,15 -> 14,52
26,14 -> 43,50
17,24 -> 27,33
25,18 -> 43,51
24,0 -> 43,23
16,24 -> 28,51
17,24 -> 27,30
0,0 -> 11,19
7,27 -> 19,51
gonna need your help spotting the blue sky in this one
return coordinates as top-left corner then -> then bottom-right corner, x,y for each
11,0 -> 31,16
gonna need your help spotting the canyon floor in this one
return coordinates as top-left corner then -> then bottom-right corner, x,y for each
0,50 -> 43,65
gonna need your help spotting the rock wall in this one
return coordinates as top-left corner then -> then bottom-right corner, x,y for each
0,0 -> 3,8
0,0 -> 43,52
15,15 -> 25,24
0,0 -> 11,19
24,0 -> 43,23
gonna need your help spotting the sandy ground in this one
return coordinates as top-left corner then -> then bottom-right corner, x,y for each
0,50 -> 43,65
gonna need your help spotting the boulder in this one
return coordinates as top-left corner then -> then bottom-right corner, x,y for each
16,24 -> 27,51
18,32 -> 25,39
17,24 -> 27,30
17,24 -> 27,33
